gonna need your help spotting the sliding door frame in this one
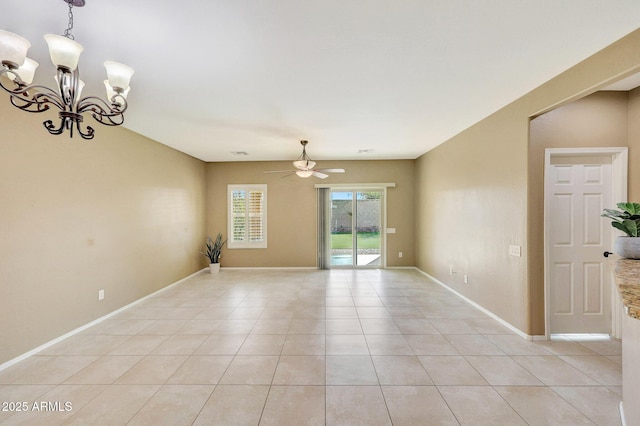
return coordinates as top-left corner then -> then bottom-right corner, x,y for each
316,182 -> 395,269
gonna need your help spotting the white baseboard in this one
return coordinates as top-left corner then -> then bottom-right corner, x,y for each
620,402 -> 627,426
220,266 -> 319,270
385,266 -> 419,270
530,335 -> 548,341
0,268 -> 207,372
415,268 -> 535,340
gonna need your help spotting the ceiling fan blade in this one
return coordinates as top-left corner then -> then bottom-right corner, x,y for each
315,168 -> 345,173
264,170 -> 297,173
313,171 -> 329,179
281,172 -> 297,178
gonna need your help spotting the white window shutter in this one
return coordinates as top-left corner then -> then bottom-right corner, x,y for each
228,185 -> 267,248
248,190 -> 264,242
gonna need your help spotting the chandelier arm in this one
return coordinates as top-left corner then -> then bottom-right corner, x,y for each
9,88 -> 65,113
43,117 -> 67,136
9,95 -> 49,113
43,114 -> 94,140
76,95 -> 127,126
77,95 -> 128,115
75,119 -> 95,140
28,87 -> 66,111
56,67 -> 82,108
0,72 -> 66,112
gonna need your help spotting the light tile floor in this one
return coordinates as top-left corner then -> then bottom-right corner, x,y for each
0,269 -> 623,425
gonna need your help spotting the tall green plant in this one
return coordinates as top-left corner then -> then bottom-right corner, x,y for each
602,202 -> 640,237
201,233 -> 226,263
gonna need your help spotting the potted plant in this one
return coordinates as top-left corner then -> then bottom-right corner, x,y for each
602,202 -> 640,259
201,233 -> 226,273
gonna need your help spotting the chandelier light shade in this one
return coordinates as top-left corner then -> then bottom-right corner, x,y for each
0,29 -> 30,68
8,58 -> 38,84
43,34 -> 84,70
0,0 -> 133,140
104,80 -> 129,104
104,61 -> 134,91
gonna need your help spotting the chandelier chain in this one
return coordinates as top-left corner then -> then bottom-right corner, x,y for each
63,2 -> 75,40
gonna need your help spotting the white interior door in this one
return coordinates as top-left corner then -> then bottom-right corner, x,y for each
547,155 -> 612,334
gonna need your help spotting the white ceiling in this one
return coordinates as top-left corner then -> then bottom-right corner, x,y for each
2,1 -> 640,162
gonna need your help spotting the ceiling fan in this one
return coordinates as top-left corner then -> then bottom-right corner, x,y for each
265,140 -> 345,179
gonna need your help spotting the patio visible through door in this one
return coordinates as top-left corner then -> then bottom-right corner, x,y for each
330,190 -> 382,268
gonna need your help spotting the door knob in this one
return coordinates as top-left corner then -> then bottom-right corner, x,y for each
603,251 -> 613,258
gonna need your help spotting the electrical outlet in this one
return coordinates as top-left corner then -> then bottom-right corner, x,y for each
449,266 -> 455,275
509,245 -> 521,257
398,251 -> 403,258
463,274 -> 469,284
98,289 -> 104,301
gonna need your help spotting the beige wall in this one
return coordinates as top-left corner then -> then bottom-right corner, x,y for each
528,91 -> 638,333
205,160 -> 415,268
415,28 -> 640,335
630,87 -> 640,200
0,94 -> 207,365
415,106 -> 530,331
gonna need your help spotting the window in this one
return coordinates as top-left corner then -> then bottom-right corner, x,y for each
227,184 -> 267,248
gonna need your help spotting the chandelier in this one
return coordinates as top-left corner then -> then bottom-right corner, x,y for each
0,0 -> 134,140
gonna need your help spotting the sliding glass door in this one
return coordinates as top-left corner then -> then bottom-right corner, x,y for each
330,190 -> 383,268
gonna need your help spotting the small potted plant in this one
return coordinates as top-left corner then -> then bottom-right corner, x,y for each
602,202 -> 640,259
201,233 -> 226,273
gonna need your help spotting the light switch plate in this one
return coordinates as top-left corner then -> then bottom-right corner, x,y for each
509,245 -> 521,257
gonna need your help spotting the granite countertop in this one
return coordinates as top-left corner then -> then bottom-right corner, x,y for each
613,258 -> 640,320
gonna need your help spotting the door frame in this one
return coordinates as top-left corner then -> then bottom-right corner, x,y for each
543,147 -> 628,339
316,183 -> 393,269
329,187 -> 386,269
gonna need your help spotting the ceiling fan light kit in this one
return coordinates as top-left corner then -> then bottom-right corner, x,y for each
265,140 -> 346,179
292,140 -> 316,170
0,0 -> 134,140
293,159 -> 316,170
296,170 -> 315,178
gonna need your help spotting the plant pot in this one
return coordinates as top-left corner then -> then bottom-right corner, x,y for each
209,263 -> 221,274
614,236 -> 640,259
